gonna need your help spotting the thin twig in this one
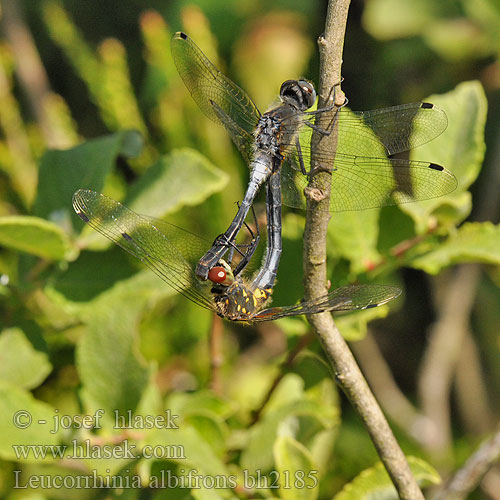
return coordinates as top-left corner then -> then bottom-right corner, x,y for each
0,0 -> 58,145
433,422 -> 500,500
251,331 -> 314,424
417,264 -> 481,458
209,314 -> 223,394
351,331 -> 438,448
454,331 -> 495,435
303,1 -> 425,498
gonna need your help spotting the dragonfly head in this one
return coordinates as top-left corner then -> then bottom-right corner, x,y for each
207,260 -> 235,287
280,80 -> 316,111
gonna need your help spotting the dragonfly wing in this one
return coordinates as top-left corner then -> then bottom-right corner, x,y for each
72,189 -> 215,311
250,284 -> 401,321
171,32 -> 259,162
282,154 -> 457,212
343,102 -> 448,155
278,101 -> 454,212
280,102 -> 448,158
210,101 -> 255,164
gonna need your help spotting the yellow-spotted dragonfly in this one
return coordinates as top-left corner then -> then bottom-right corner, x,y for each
73,189 -> 401,322
171,32 -> 457,288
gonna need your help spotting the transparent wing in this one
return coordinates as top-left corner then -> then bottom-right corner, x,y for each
278,102 -> 456,211
281,155 -> 457,212
171,32 -> 260,164
282,102 -> 448,157
340,102 -> 447,155
72,189 -> 216,311
249,284 -> 401,322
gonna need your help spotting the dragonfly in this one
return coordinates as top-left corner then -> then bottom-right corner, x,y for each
171,32 -> 457,282
72,189 -> 401,322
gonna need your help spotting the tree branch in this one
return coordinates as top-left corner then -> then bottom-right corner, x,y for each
209,314 -> 223,394
0,0 -> 54,144
433,422 -> 500,500
454,330 -> 495,435
303,1 -> 424,498
351,330 -> 438,448
418,264 -> 481,458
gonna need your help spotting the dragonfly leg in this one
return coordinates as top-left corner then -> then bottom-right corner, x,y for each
294,136 -> 309,176
220,200 -> 254,268
210,203 -> 259,269
303,82 -> 348,118
303,95 -> 348,137
232,204 -> 261,277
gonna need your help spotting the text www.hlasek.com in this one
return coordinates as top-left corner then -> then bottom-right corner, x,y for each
12,440 -> 185,460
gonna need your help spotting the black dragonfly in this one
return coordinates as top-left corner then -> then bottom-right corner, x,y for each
73,189 -> 401,322
171,32 -> 457,284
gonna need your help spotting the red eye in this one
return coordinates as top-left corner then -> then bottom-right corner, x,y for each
208,266 -> 227,284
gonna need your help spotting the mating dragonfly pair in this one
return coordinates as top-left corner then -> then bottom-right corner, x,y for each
73,32 -> 457,322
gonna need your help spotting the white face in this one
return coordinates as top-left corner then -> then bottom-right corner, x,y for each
280,80 -> 317,110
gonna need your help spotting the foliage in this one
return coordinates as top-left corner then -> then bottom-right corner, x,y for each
0,1 -> 498,499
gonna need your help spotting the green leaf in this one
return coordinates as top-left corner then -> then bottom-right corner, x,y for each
167,390 -> 237,420
274,436 -> 319,500
0,216 -> 72,260
183,413 -> 228,458
292,353 -> 333,392
424,18 -> 495,62
0,328 -> 52,390
76,293 -> 151,421
328,210 -> 382,276
401,81 -> 487,232
118,129 -> 144,158
263,374 -> 305,414
49,247 -> 137,302
241,375 -> 338,475
34,130 -> 142,222
143,425 -> 230,477
126,148 -> 229,217
411,222 -> 500,274
0,380 -> 61,463
333,456 -> 440,500
362,0 -> 436,40
47,257 -> 173,321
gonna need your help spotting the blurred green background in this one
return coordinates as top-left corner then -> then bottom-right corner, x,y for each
0,0 -> 499,498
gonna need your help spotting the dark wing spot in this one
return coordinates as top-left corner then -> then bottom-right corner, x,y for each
179,32 -> 188,40
421,102 -> 434,109
364,303 -> 378,309
429,163 -> 444,171
76,211 -> 89,223
121,232 -> 133,241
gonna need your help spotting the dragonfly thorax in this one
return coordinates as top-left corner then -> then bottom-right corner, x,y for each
254,115 -> 282,159
213,281 -> 272,321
